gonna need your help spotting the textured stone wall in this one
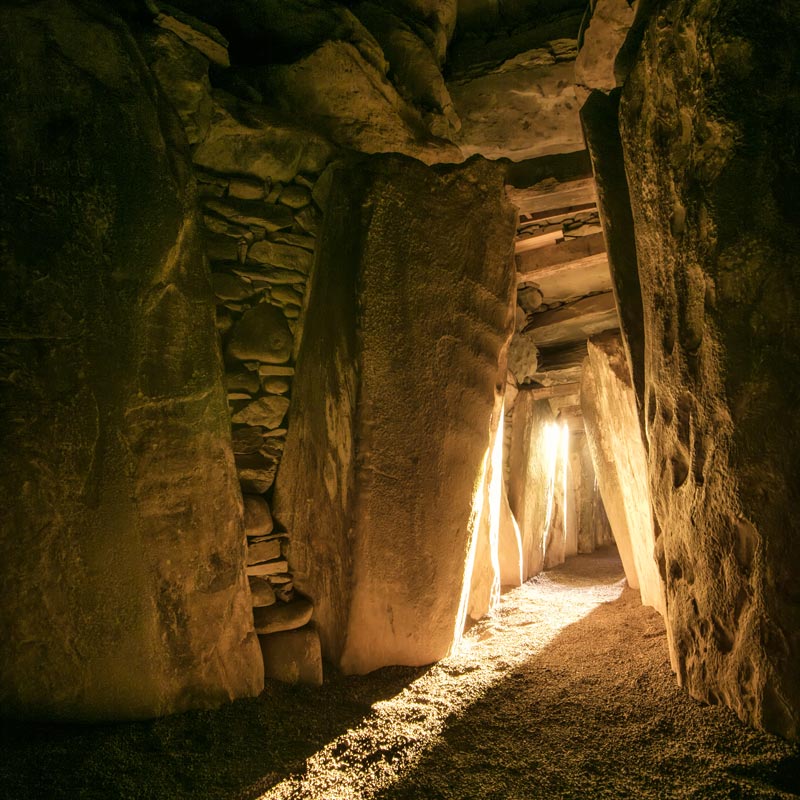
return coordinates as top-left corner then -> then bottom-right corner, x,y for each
507,392 -> 559,580
619,0 -> 800,737
275,155 -> 517,672
0,1 -> 263,719
142,13 -> 337,683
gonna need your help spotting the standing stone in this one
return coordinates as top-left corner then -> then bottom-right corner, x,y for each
0,1 -> 262,720
581,335 -> 665,615
507,392 -> 559,581
273,155 -> 516,671
618,0 -> 800,738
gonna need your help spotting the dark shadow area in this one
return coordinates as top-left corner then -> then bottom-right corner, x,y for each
0,665 -> 427,800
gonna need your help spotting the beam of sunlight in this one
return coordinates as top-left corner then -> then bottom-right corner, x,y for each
451,441 -> 491,654
486,404 -> 505,614
560,422 -> 570,551
540,421 -> 564,561
258,569 -> 626,800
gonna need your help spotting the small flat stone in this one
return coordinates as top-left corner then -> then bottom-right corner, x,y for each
226,371 -> 260,394
262,376 -> 290,394
294,206 -> 319,236
229,177 -> 266,200
271,285 -> 303,306
211,272 -> 256,300
247,539 -> 282,564
253,595 -> 313,634
231,396 -> 290,428
248,576 -> 276,607
258,365 -> 295,377
205,198 -> 294,231
243,494 -> 274,537
268,231 -> 315,251
259,624 -> 322,685
278,184 -> 311,209
227,391 -> 251,401
246,559 -> 289,577
248,241 -> 314,274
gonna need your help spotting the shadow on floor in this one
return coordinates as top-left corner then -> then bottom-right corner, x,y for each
372,589 -> 800,800
0,664 -> 427,800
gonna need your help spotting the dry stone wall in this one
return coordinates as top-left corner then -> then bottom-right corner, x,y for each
142,8 -> 337,684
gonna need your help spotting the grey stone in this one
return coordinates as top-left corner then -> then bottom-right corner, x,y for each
248,576 -> 277,608
253,595 -> 314,635
248,241 -> 314,274
247,539 -> 282,565
226,303 -> 293,364
262,377 -> 290,395
231,396 -> 290,429
205,198 -> 294,232
259,624 -> 323,686
243,493 -> 274,538
225,371 -> 260,394
278,184 -> 311,209
247,559 -> 289,577
211,272 -> 256,301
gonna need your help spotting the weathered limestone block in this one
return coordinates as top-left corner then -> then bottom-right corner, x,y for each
352,2 -> 460,138
141,26 -> 213,146
226,303 -> 293,364
253,596 -> 314,635
507,392 -> 559,580
192,90 -> 333,183
619,0 -> 800,738
261,40 -> 462,164
581,336 -> 665,615
0,0 -> 262,720
574,0 -> 638,104
448,48 -> 584,162
274,155 -> 516,671
259,625 -> 323,686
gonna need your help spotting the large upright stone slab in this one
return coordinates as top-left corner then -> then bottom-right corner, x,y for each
581,336 -> 665,615
618,0 -> 800,739
507,392 -> 559,580
0,1 -> 262,720
274,154 -> 516,671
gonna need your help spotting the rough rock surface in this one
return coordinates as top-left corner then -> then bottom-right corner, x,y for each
448,44 -> 584,162
275,155 -> 516,672
0,0 -> 262,719
259,625 -> 323,686
581,336 -> 665,615
618,0 -> 800,738
574,0 -> 638,104
507,391 -> 559,580
262,40 -> 461,165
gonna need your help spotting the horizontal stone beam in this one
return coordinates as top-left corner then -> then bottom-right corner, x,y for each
523,291 -> 619,346
528,382 -> 581,400
535,340 -> 589,372
516,232 -> 606,274
508,180 -> 598,218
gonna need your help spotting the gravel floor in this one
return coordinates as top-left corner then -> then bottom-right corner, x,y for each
3,547 -> 798,799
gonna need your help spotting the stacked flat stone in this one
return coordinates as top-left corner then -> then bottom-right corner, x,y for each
198,169 -> 321,645
143,3 -> 328,684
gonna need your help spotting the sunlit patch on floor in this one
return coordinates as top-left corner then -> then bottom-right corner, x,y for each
257,554 -> 626,799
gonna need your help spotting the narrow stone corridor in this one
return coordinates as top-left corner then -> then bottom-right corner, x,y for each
3,549 -> 797,800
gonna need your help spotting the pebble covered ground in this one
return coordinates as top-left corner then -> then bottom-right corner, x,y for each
3,547 -> 798,799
